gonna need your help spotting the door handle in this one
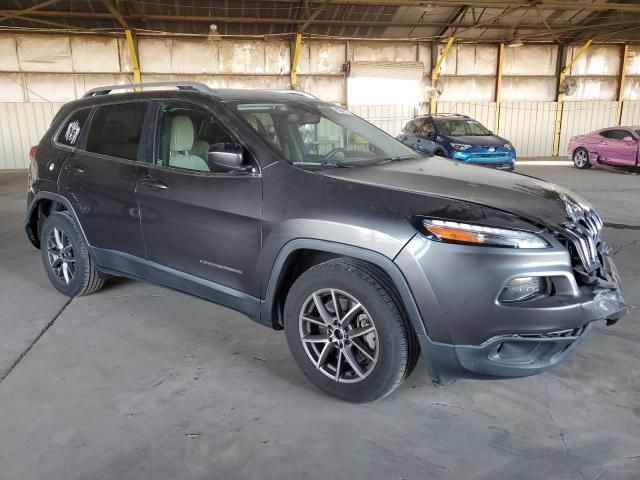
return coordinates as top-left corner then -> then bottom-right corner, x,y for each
141,177 -> 169,190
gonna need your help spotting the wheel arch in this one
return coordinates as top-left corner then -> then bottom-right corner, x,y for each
261,239 -> 427,339
26,192 -> 88,250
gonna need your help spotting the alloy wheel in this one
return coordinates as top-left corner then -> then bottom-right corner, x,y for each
299,288 -> 379,383
46,227 -> 76,285
574,150 -> 588,168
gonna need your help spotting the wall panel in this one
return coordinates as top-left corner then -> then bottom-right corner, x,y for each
559,101 -> 618,154
620,101 -> 640,125
350,104 -> 417,136
0,103 -> 63,169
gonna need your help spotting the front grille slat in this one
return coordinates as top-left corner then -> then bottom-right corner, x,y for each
562,209 -> 603,274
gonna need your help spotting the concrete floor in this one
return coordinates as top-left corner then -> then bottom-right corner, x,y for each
0,165 -> 639,480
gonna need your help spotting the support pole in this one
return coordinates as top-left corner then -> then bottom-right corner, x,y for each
494,43 -> 505,134
430,36 -> 454,115
616,44 -> 629,125
125,29 -> 141,86
290,32 -> 302,90
552,39 -> 592,156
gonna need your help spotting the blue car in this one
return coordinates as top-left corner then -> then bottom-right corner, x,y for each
397,114 -> 516,171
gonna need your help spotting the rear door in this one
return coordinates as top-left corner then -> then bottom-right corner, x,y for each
58,101 -> 149,258
136,99 -> 262,298
598,129 -> 638,166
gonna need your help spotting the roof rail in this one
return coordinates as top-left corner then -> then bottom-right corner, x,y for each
83,81 -> 212,98
271,89 -> 319,99
435,113 -> 470,118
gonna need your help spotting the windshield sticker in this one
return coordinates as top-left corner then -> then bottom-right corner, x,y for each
64,120 -> 81,145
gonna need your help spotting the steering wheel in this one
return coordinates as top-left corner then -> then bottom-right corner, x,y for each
325,147 -> 347,161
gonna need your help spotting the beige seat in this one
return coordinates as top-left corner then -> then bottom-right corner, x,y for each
191,139 -> 209,160
169,116 -> 210,172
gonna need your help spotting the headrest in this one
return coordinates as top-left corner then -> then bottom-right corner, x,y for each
170,116 -> 194,152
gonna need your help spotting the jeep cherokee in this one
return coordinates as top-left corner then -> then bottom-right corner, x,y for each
25,82 -> 627,402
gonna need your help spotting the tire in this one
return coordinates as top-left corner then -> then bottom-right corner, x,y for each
573,148 -> 591,169
284,258 -> 418,403
434,149 -> 447,157
40,211 -> 105,297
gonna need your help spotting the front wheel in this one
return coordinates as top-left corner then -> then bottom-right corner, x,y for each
284,259 -> 418,403
573,148 -> 591,169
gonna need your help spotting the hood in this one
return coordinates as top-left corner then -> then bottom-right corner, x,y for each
444,135 -> 508,147
323,156 -> 591,231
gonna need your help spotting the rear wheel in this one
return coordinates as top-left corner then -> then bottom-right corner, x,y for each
573,148 -> 591,169
40,212 -> 105,297
284,258 -> 418,403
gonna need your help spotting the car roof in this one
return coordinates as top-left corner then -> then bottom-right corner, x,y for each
411,114 -> 471,120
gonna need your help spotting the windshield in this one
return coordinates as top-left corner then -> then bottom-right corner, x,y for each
229,101 -> 421,167
434,118 -> 492,136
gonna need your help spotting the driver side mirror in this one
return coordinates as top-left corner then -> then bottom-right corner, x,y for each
207,143 -> 252,172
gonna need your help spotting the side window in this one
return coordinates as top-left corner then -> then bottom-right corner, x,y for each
609,129 -> 632,140
56,108 -> 91,147
155,101 -> 239,172
415,118 -> 435,135
85,102 -> 147,161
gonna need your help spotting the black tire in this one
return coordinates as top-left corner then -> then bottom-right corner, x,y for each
40,211 -> 105,297
284,258 -> 418,403
573,148 -> 591,169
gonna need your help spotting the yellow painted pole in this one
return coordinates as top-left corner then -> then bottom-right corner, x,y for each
495,43 -> 505,134
125,29 -> 141,87
616,44 -> 629,125
553,39 -> 592,156
290,32 -> 302,90
430,36 -> 454,115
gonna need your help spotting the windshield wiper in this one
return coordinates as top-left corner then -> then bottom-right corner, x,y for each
291,161 -> 350,168
389,155 -> 417,161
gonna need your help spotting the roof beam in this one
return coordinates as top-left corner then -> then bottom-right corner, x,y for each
100,0 -> 129,29
4,9 -> 632,31
0,0 -> 63,24
231,0 -> 640,14
299,0 -> 331,32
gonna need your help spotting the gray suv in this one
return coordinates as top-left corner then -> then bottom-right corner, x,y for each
26,82 -> 627,402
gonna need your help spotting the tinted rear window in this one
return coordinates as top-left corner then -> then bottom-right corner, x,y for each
85,102 -> 147,161
56,108 -> 92,147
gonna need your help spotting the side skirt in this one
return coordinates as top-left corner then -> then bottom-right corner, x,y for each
93,248 -> 264,325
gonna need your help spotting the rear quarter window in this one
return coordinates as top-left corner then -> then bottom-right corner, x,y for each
85,102 -> 148,161
55,108 -> 92,147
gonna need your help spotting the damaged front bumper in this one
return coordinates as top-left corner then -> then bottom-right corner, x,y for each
395,234 -> 628,385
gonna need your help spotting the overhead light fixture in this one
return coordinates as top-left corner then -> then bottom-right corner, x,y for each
507,37 -> 524,48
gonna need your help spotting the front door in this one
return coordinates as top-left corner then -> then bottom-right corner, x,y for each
137,100 -> 262,300
58,101 -> 149,258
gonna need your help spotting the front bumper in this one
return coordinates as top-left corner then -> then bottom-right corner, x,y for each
452,148 -> 516,169
395,234 -> 628,385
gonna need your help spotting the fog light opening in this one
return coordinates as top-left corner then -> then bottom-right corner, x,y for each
499,276 -> 548,303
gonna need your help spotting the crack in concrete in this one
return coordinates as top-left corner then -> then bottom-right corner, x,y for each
540,376 -> 587,480
0,298 -> 72,385
612,238 -> 639,255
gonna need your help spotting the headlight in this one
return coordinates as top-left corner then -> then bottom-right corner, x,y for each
504,143 -> 513,150
421,219 -> 550,249
450,143 -> 472,151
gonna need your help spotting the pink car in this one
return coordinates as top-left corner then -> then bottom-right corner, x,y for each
568,126 -> 639,169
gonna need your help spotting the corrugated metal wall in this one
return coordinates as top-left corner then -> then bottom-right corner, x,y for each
621,101 -> 640,125
500,102 -> 557,157
350,104 -> 417,137
0,102 -> 63,169
559,101 -> 619,154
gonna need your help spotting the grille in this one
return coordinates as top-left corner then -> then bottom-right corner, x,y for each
468,152 -> 509,159
562,209 -> 603,273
